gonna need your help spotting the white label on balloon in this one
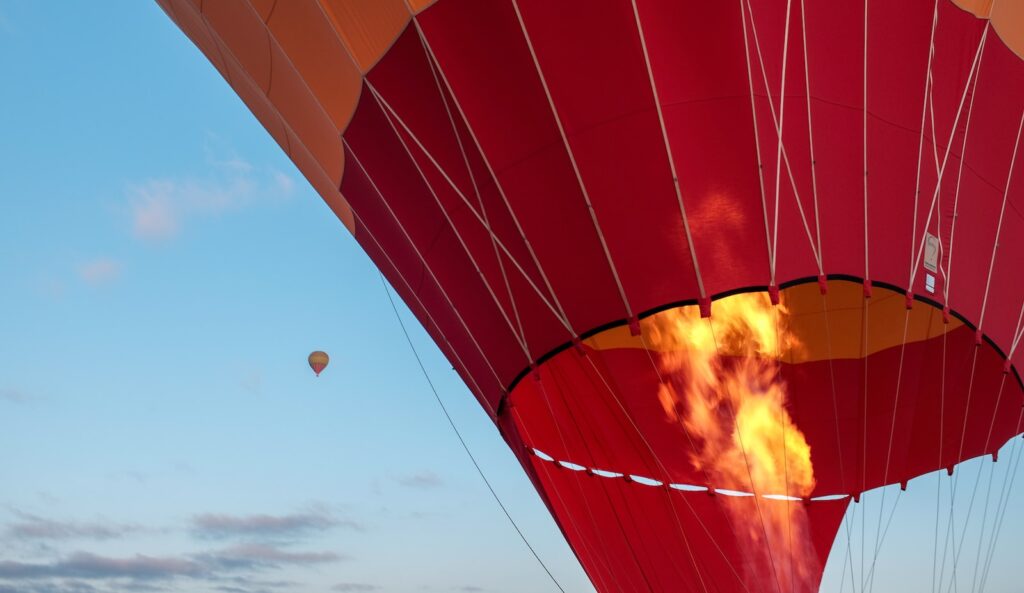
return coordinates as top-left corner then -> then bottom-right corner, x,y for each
925,273 -> 936,294
924,233 -> 939,273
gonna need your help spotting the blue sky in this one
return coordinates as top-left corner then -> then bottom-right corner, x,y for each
0,2 -> 1021,593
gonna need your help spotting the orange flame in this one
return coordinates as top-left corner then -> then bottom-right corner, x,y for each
645,292 -> 818,592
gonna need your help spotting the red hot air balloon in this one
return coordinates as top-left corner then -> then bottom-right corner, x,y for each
157,0 -> 1024,591
308,351 -> 329,377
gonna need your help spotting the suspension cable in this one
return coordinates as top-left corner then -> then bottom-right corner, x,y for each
380,273 -> 567,593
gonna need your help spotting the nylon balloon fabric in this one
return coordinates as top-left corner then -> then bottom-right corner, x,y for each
158,1 -> 1024,591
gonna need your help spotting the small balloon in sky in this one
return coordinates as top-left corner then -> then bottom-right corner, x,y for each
308,351 -> 329,377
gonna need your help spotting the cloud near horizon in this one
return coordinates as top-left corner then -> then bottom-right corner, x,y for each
190,508 -> 360,540
0,543 -> 342,586
331,584 -> 380,592
6,511 -> 140,541
197,544 -> 342,570
0,552 -> 205,581
0,505 -> 346,593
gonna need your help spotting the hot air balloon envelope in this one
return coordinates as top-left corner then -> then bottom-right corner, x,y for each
159,1 -> 1024,591
308,351 -> 329,377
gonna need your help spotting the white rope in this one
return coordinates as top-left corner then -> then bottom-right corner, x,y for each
292,8 -> 505,404
937,350 -> 978,593
511,0 -> 636,322
413,21 -> 579,339
938,110 -> 1019,587
909,28 -> 989,289
633,329 -> 761,591
977,108 -> 1024,333
628,0 -> 708,299
799,0 -> 825,273
965,354 -> 1019,593
977,410 -> 1024,592
932,330 -> 950,593
937,468 -> 958,593
511,406 -> 624,593
862,311 -> 912,591
982,377 -> 1011,459
1001,301 -> 1024,416
968,424 -> 1003,593
567,353 -> 724,590
909,1 -> 941,281
880,313 -> 912,485
840,503 -> 860,593
943,457 -> 991,593
741,0 -> 819,274
864,489 -> 904,593
577,352 -> 713,593
869,299 -> 943,592
942,243 -> 1024,589
937,342 -> 984,593
860,288 -> 870,592
365,82 -> 534,363
1007,298 -> 1024,357
973,314 -> 1024,591
863,0 -> 870,283
770,0 -> 795,284
345,139 -> 508,394
942,33 -> 986,305
560,344 -> 762,593
538,370 -> 686,593
958,351 -> 983,464
738,0 -> 777,288
414,26 -> 532,360
366,81 -> 577,338
928,69 -> 942,175
352,209 -> 491,412
822,291 -> 860,593
401,29 -> 745,589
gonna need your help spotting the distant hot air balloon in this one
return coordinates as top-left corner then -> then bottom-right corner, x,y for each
160,1 -> 1024,591
308,351 -> 329,377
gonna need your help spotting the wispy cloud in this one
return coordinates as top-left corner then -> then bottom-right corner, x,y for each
130,184 -> 178,240
0,553 -> 205,581
77,259 -> 122,286
332,584 -> 380,592
0,581 -> 107,593
0,544 -> 340,585
207,156 -> 253,175
397,471 -> 443,489
190,508 -> 359,539
0,389 -> 30,404
199,544 -> 342,570
6,511 -> 141,541
270,170 -> 294,196
126,145 -> 296,243
128,177 -> 247,241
